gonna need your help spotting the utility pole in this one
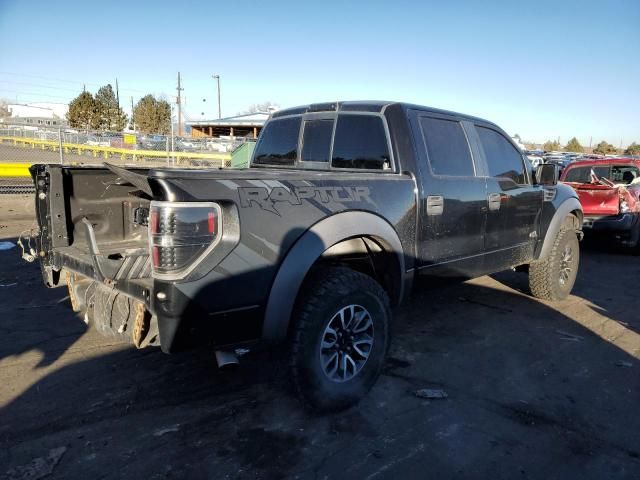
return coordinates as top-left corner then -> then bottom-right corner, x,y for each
115,78 -> 120,131
176,72 -> 184,136
131,96 -> 135,131
213,74 -> 221,119
115,78 -> 120,108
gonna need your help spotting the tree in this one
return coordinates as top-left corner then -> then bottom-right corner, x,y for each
593,140 -> 616,155
624,142 -> 640,155
238,101 -> 279,115
94,84 -> 127,131
564,137 -> 584,153
0,98 -> 9,118
66,91 -> 98,131
542,140 -> 561,152
133,95 -> 171,134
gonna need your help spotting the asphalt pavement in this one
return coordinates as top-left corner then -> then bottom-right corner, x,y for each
0,196 -> 638,480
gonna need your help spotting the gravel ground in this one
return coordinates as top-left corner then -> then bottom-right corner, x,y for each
0,195 -> 638,480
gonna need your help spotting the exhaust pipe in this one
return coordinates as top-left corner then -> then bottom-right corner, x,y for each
215,350 -> 239,369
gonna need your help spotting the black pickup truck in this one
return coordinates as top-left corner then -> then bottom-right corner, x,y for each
28,101 -> 583,411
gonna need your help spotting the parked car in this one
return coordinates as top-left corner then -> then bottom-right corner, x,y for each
545,157 -> 571,174
138,135 -> 166,151
27,101 -> 583,411
561,158 -> 640,249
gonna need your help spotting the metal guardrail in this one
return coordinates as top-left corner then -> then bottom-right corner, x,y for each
0,136 -> 232,166
0,163 -> 31,177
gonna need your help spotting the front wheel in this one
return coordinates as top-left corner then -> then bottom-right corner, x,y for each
529,219 -> 580,301
289,267 -> 390,412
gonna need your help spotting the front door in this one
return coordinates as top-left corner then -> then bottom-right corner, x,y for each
472,124 -> 543,272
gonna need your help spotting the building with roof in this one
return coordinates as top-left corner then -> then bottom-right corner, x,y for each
6,102 -> 69,128
8,102 -> 68,120
187,112 -> 270,139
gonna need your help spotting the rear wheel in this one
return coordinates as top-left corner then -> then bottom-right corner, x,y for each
289,267 -> 390,412
529,217 -> 580,301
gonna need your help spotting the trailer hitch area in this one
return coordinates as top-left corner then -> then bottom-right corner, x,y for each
80,217 -> 115,286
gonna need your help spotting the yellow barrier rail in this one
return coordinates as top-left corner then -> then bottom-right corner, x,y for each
0,136 -> 232,165
0,163 -> 32,177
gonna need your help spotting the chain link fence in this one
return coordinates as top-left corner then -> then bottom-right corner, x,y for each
0,123 -> 257,194
0,123 -> 258,167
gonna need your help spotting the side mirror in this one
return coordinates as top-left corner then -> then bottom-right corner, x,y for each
536,163 -> 558,186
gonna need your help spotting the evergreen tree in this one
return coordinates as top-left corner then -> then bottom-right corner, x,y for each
66,91 -> 97,131
94,84 -> 127,131
133,95 -> 171,134
542,140 -> 561,151
564,137 -> 584,153
593,140 -> 616,155
624,142 -> 640,155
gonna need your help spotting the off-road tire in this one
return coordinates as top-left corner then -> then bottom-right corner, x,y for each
529,218 -> 580,301
289,267 -> 390,412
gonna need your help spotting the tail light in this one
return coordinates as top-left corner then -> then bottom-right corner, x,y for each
149,201 -> 222,279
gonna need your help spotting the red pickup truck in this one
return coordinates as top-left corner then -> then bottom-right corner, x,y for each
560,158 -> 640,249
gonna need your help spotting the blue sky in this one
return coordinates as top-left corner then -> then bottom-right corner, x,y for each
0,0 -> 638,146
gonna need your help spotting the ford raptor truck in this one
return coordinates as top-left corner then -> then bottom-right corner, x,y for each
27,101 -> 583,411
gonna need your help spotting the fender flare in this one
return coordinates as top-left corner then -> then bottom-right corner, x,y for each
262,211 -> 405,343
538,197 -> 583,260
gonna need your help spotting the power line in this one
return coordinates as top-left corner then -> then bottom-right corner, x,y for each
0,80 -> 81,92
0,71 -> 101,86
0,71 -> 150,94
0,89 -> 71,101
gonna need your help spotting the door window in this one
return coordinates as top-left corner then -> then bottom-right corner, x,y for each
477,126 -> 527,184
331,115 -> 390,170
419,117 -> 474,176
610,165 -> 639,184
253,116 -> 301,166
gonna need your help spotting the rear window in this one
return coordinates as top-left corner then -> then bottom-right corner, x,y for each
420,117 -> 474,176
301,119 -> 333,163
253,117 -> 301,166
331,115 -> 390,170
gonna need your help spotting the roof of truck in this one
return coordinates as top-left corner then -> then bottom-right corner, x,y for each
564,157 -> 640,169
271,101 -> 498,127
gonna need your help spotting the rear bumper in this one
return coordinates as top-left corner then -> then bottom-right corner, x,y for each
583,213 -> 639,232
47,247 -> 261,353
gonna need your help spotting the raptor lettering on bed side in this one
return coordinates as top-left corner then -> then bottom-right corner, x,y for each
238,186 -> 371,214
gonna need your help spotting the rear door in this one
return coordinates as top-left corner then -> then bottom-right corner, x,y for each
472,124 -> 543,271
409,111 -> 488,276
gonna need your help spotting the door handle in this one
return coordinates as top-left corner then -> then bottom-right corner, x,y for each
487,192 -> 501,211
426,195 -> 444,216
